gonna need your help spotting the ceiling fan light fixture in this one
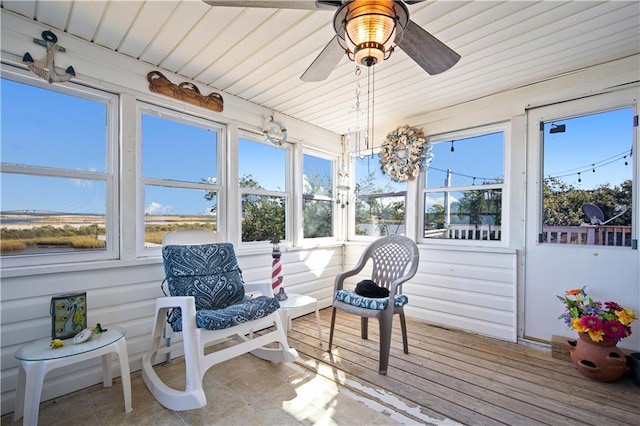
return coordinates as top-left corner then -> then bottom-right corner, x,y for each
336,0 -> 407,68
354,41 -> 385,67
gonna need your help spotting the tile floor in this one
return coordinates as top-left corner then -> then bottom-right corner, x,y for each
3,352 -> 408,426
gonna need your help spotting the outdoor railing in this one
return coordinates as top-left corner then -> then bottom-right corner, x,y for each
424,224 -> 631,246
541,225 -> 632,246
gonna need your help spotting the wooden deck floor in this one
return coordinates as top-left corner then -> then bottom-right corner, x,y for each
289,308 -> 639,426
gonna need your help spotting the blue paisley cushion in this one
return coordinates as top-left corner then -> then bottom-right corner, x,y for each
335,289 -> 408,310
163,243 -> 245,311
168,295 -> 280,332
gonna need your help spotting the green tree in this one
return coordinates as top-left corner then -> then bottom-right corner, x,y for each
302,171 -> 333,238
239,175 -> 285,242
355,171 -> 406,236
543,177 -> 631,226
425,203 -> 445,229
455,178 -> 503,227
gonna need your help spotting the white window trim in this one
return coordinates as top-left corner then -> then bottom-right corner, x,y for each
1,68 -> 119,268
136,102 -> 224,257
418,122 -> 510,248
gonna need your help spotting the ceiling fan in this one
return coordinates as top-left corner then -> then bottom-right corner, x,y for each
203,0 -> 460,82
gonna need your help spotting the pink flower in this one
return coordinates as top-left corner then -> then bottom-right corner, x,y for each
580,315 -> 603,330
602,320 -> 629,340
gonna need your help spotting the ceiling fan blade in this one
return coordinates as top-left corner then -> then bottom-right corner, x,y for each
397,19 -> 460,75
403,0 -> 426,4
202,1 -> 339,10
300,35 -> 345,82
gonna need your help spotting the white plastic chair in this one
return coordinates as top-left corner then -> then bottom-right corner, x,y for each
141,229 -> 298,411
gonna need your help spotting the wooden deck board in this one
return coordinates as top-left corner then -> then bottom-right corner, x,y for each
287,309 -> 640,426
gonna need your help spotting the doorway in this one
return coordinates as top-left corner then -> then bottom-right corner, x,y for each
524,89 -> 638,349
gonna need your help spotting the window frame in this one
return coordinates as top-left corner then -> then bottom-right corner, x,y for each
237,131 -> 291,249
0,68 -> 119,267
136,102 -> 224,257
301,147 -> 338,242
418,122 -> 510,247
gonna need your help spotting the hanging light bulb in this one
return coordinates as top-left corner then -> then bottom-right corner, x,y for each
335,0 -> 408,68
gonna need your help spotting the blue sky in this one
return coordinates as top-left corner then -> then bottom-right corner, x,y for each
542,108 -> 633,189
1,77 -> 634,215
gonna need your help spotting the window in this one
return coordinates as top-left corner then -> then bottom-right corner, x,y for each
0,76 -> 117,265
303,152 -> 334,238
139,106 -> 221,250
354,155 -> 407,237
421,127 -> 505,242
541,108 -> 633,246
238,136 -> 288,243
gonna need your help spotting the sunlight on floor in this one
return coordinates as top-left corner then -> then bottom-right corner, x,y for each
3,351 -> 439,426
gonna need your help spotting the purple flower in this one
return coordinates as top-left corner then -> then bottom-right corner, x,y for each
605,301 -> 622,311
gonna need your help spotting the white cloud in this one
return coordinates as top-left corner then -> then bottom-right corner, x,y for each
145,201 -> 173,215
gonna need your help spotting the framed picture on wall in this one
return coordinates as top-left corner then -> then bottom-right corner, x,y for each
50,292 -> 87,339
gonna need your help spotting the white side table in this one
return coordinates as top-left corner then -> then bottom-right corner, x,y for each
278,294 -> 323,344
14,325 -> 132,425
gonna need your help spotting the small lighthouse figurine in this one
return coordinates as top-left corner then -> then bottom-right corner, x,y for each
271,237 -> 287,301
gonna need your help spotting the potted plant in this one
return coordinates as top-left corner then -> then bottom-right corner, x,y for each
558,287 -> 637,382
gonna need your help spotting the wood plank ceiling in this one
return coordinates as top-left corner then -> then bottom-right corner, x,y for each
2,0 -> 638,139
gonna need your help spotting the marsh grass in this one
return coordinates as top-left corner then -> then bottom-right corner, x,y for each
1,223 -> 217,254
0,236 -> 105,254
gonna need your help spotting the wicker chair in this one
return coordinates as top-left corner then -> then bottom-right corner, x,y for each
328,235 -> 419,374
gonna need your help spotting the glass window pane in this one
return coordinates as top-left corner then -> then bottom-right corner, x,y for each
424,189 -> 502,240
426,132 -> 504,188
303,153 -> 333,238
144,186 -> 218,247
239,138 -> 285,191
542,108 -> 633,246
355,156 -> 406,236
241,194 -> 286,242
1,79 -> 107,172
1,174 -> 106,255
303,154 -> 332,196
303,199 -> 333,238
142,114 -> 217,183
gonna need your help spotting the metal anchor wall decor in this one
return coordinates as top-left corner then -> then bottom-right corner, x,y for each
23,30 -> 76,84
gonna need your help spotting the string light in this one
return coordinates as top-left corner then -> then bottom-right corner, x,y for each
428,148 -> 630,188
546,149 -> 631,180
427,166 -> 500,185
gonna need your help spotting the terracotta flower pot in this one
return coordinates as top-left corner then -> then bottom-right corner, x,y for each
566,333 -> 628,382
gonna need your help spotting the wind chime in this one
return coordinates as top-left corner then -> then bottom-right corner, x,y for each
336,136 -> 351,208
347,65 -> 376,160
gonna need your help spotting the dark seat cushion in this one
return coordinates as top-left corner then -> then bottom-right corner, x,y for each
168,295 -> 281,332
162,242 -> 281,331
335,289 -> 408,310
163,243 -> 245,310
